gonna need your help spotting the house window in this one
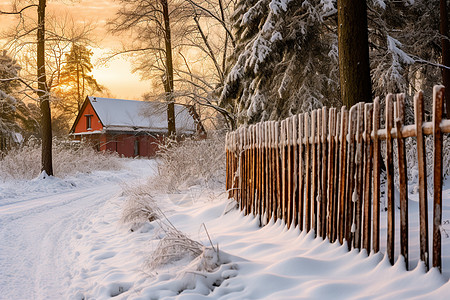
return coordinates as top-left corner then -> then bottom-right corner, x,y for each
85,115 -> 92,130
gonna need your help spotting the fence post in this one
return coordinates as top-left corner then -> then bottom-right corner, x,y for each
298,114 -> 305,231
414,91 -> 429,270
354,103 -> 365,250
385,94 -> 395,265
321,107 -> 328,238
304,114 -> 311,231
345,105 -> 357,250
292,115 -> 299,227
395,93 -> 409,269
338,107 -> 348,244
363,103 -> 373,252
275,121 -> 282,220
372,97 -> 381,253
432,85 -> 444,272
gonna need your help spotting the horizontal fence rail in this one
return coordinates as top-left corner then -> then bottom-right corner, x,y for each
225,86 -> 450,272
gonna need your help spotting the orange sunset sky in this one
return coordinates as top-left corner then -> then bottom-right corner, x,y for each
1,0 -> 151,100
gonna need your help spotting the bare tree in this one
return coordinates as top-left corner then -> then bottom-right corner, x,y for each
1,2 -> 95,175
110,0 -> 236,131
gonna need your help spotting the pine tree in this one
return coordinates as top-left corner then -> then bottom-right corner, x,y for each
221,0 -> 340,125
55,44 -> 102,116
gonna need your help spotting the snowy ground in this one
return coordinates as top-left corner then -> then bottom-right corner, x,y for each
1,159 -> 450,299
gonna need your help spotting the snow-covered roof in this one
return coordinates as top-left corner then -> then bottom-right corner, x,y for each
87,96 -> 196,134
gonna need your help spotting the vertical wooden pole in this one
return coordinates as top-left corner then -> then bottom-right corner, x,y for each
395,94 -> 409,269
372,97 -> 381,253
298,114 -> 305,231
252,125 -> 257,216
321,107 -> 328,238
332,111 -> 340,242
238,128 -> 244,209
281,120 -> 287,223
338,107 -> 348,244
385,94 -> 395,265
305,113 -> 311,232
292,115 -> 299,227
317,109 -> 323,235
432,85 -> 444,272
275,122 -> 282,220
265,122 -> 271,222
256,124 -> 260,220
259,123 -> 264,221
354,102 -> 365,250
363,103 -> 373,252
414,91 -> 429,270
287,117 -> 294,228
311,110 -> 318,235
271,121 -> 277,221
327,108 -> 336,240
345,105 -> 357,250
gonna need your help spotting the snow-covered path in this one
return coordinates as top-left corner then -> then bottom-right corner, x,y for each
0,160 -> 156,300
1,158 -> 450,299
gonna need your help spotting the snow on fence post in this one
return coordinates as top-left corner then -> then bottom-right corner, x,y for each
432,85 -> 444,272
372,97 -> 381,253
395,93 -> 409,269
385,94 -> 395,265
414,91 -> 429,270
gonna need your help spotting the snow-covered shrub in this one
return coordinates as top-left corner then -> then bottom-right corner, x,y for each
152,133 -> 226,192
146,226 -> 204,269
0,138 -> 123,181
121,183 -> 159,230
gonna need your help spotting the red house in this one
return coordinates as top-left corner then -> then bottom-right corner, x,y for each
70,96 -> 197,157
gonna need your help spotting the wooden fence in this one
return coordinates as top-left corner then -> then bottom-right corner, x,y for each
225,86 -> 450,272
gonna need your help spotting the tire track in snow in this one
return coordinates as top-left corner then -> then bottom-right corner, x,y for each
0,181 -> 122,299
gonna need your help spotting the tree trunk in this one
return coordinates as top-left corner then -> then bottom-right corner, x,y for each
161,0 -> 176,137
337,0 -> 372,107
37,0 -> 53,176
76,48 -> 81,112
440,0 -> 450,117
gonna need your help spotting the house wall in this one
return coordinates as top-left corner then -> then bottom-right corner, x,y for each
104,133 -> 162,158
73,101 -> 103,133
73,133 -> 162,158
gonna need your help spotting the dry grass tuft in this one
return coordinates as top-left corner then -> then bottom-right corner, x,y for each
151,133 -> 226,192
146,226 -> 204,269
120,183 -> 160,230
0,138 -> 122,181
